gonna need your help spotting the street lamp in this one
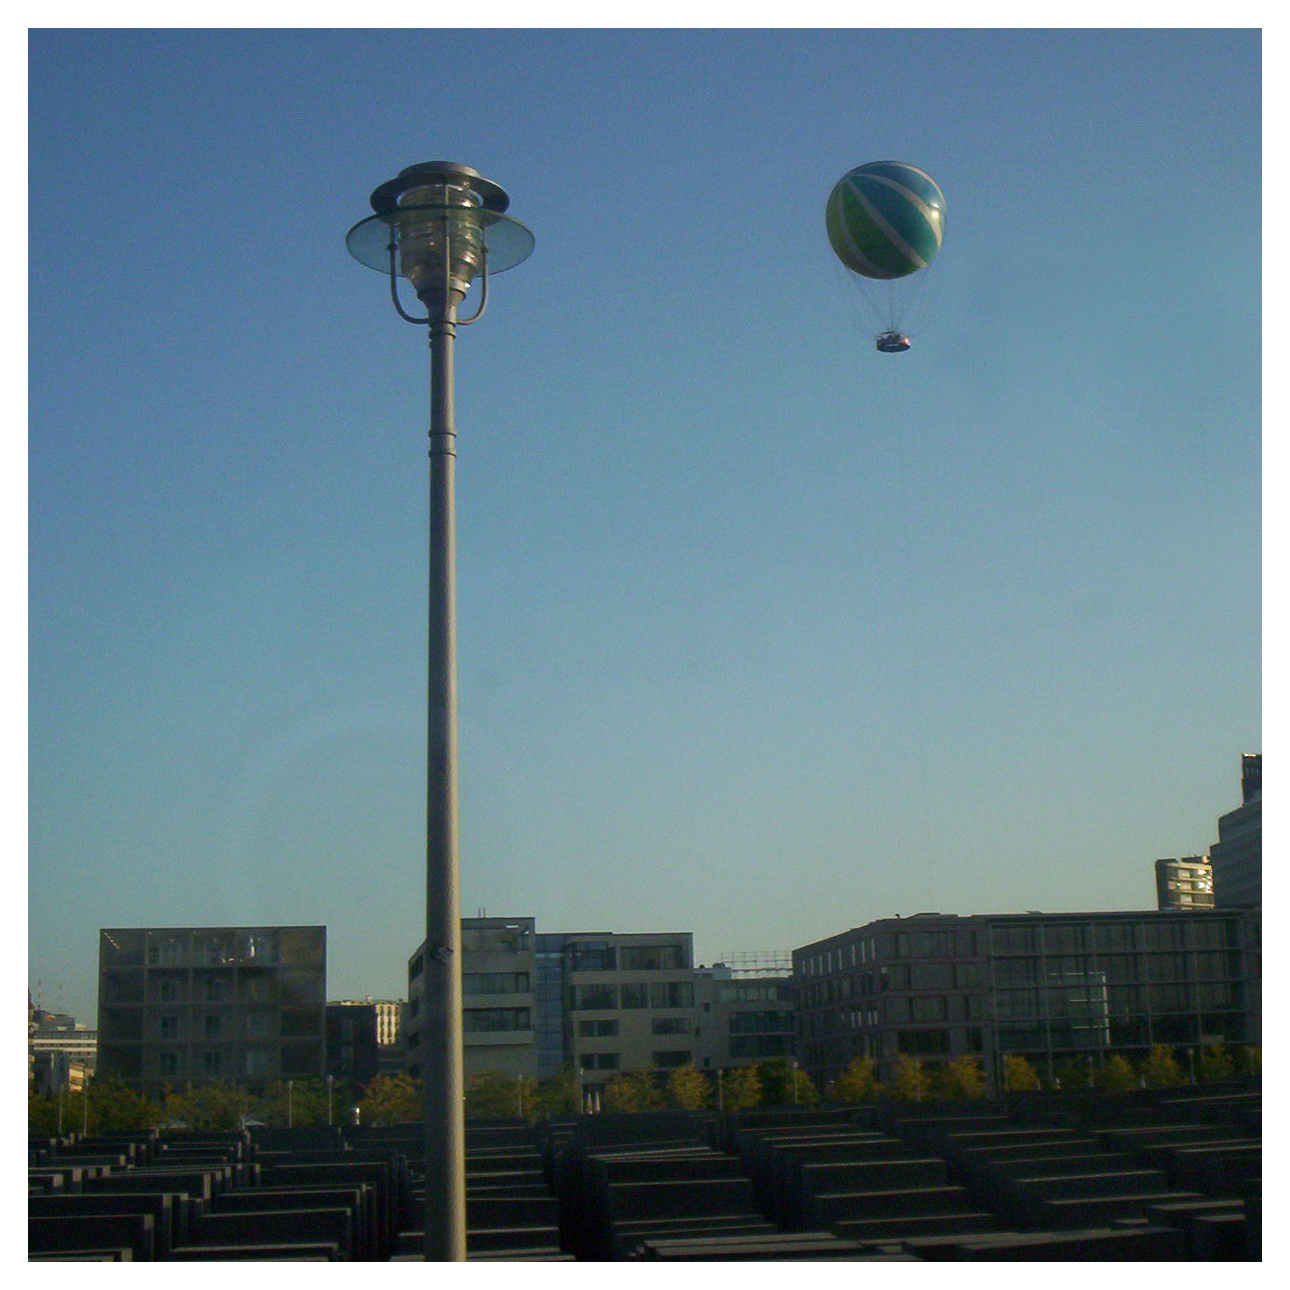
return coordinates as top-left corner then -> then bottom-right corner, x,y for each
346,161 -> 533,1263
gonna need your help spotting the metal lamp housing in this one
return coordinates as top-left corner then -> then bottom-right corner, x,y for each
372,162 -> 507,307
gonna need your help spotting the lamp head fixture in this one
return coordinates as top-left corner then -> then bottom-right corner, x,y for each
346,161 -> 533,322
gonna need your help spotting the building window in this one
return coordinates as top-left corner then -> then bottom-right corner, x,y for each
728,1011 -> 793,1034
910,996 -> 948,1022
203,1051 -> 221,1075
579,1052 -> 619,1071
151,939 -> 184,966
159,1015 -> 179,1040
909,963 -> 954,991
1143,921 -> 1188,952
157,978 -> 181,1003
462,924 -> 530,954
463,1008 -> 531,1032
650,982 -> 694,1009
572,985 -> 617,1011
1145,954 -> 1188,982
619,984 -> 649,1009
651,1017 -> 690,1035
730,1034 -> 792,1059
204,1016 -> 221,1040
463,972 -> 532,995
1094,922 -> 1137,953
569,941 -> 615,972
158,1051 -> 179,1076
897,1029 -> 950,1055
652,1050 -> 691,1069
246,1013 -> 269,1039
718,982 -> 783,1003
911,931 -> 957,957
578,1019 -> 618,1037
244,1049 -> 268,1077
619,945 -> 685,971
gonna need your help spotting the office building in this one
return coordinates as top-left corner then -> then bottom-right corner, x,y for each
406,918 -> 537,1082
407,920 -> 791,1092
794,907 -> 1260,1093
325,1002 -> 381,1088
1155,856 -> 1214,910
97,926 -> 327,1096
693,956 -> 796,1070
29,1007 -> 97,1096
1210,753 -> 1261,907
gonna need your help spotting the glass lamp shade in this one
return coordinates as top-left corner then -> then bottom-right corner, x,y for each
346,203 -> 534,299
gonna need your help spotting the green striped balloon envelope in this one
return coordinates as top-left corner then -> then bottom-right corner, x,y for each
826,161 -> 946,281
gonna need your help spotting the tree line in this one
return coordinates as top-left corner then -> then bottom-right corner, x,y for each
28,1044 -> 1261,1134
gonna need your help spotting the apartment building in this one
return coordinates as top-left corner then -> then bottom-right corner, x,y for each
1155,856 -> 1214,910
794,907 -> 1260,1093
406,918 -> 538,1081
406,920 -> 792,1090
562,930 -> 697,1093
693,958 -> 795,1070
97,926 -> 327,1096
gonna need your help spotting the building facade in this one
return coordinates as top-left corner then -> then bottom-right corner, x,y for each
29,1004 -> 97,1096
406,920 -> 795,1095
406,918 -> 538,1082
794,908 -> 1260,1093
692,959 -> 796,1070
1155,856 -> 1214,910
1210,753 -> 1261,908
97,926 -> 327,1096
325,1002 -> 381,1088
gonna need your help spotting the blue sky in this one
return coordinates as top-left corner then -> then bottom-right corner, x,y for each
28,28 -> 1260,1024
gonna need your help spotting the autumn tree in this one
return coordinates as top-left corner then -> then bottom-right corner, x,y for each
827,1056 -> 878,1104
1138,1044 -> 1185,1089
1233,1046 -> 1261,1078
933,1055 -> 986,1100
664,1064 -> 709,1110
1052,1057 -> 1093,1090
1197,1045 -> 1235,1084
886,1054 -> 928,1101
1002,1054 -> 1041,1092
257,1077 -> 331,1127
86,1077 -> 161,1131
717,1065 -> 763,1112
358,1073 -> 421,1125
1093,1055 -> 1137,1092
601,1069 -> 663,1113
535,1064 -> 579,1119
464,1070 -> 539,1121
28,1090 -> 61,1135
163,1080 -> 252,1130
757,1058 -> 818,1106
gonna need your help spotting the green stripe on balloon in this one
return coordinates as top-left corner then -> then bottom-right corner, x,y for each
851,176 -> 941,265
834,182 -> 921,279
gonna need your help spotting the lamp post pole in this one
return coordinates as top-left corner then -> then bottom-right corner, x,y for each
346,163 -> 532,1261
424,280 -> 466,1261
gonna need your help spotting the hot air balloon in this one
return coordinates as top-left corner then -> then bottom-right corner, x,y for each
826,161 -> 946,352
